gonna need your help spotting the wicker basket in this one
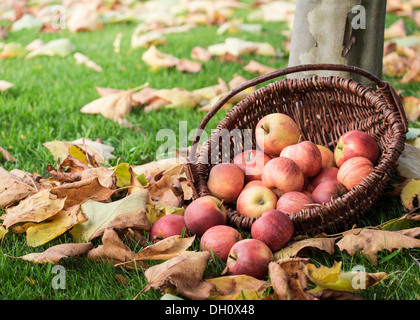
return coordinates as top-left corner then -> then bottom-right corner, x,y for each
184,64 -> 408,236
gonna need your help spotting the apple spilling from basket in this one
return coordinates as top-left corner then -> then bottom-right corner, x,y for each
150,113 -> 380,279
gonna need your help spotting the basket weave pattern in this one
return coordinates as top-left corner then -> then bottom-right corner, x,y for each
185,64 -> 407,236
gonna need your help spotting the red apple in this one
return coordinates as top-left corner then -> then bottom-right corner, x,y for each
243,180 -> 264,190
150,214 -> 189,242
232,150 -> 271,182
236,185 -> 278,218
184,196 -> 227,237
251,209 -> 295,251
207,163 -> 245,203
261,157 -> 304,195
306,167 -> 339,193
337,157 -> 374,190
276,191 -> 313,215
224,239 -> 274,279
280,141 -> 322,177
311,180 -> 348,204
200,225 -> 243,262
255,113 -> 301,157
334,130 -> 379,168
317,144 -> 335,168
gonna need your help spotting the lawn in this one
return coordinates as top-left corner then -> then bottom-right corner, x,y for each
0,1 -> 419,300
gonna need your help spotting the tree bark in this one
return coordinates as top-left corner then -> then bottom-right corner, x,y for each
287,0 -> 387,86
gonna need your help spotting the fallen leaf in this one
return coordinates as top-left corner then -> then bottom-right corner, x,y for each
303,261 -> 389,293
274,237 -> 337,260
81,167 -> 116,189
401,59 -> 420,83
142,45 -> 178,71
70,189 -> 150,242
140,251 -> 214,300
26,204 -> 87,247
86,228 -> 136,265
13,242 -> 93,265
11,13 -> 43,31
402,96 -> 420,122
66,3 -> 103,33
400,178 -> 420,211
113,31 -> 122,54
131,158 -> 185,179
0,146 -> 16,162
269,258 -> 316,300
0,80 -> 14,91
336,227 -> 420,265
396,143 -> 420,180
384,18 -> 407,39
26,38 -> 75,59
176,59 -> 202,73
206,275 -> 269,300
208,37 -> 276,57
80,84 -> 148,120
154,88 -> 202,109
50,177 -> 115,208
116,235 -> 195,269
25,39 -> 44,51
131,30 -> 167,49
0,168 -> 39,209
0,42 -> 26,58
311,289 -> 363,300
243,60 -> 276,75
191,46 -> 213,61
3,189 -> 66,229
74,52 -> 103,72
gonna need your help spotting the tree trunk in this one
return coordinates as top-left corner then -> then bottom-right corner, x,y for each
287,0 -> 387,86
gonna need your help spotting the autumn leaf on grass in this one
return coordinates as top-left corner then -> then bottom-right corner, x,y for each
116,235 -> 195,269
401,96 -> 420,122
154,88 -> 202,109
269,258 -> 316,300
2,189 -> 66,230
80,83 -> 148,121
0,167 -> 39,209
81,167 -> 116,189
400,178 -> 420,211
131,157 -> 186,179
336,228 -> 420,265
70,189 -> 150,242
206,275 -> 269,300
43,138 -> 116,165
396,143 -> 420,180
243,60 -> 276,75
303,261 -> 389,294
74,52 -> 103,72
140,251 -> 214,300
66,2 -> 103,33
26,204 -> 87,247
384,19 -> 407,40
26,38 -> 75,59
50,177 -> 115,208
12,242 -> 93,265
274,236 -> 337,260
86,228 -> 136,266
0,80 -> 14,91
0,42 -> 26,58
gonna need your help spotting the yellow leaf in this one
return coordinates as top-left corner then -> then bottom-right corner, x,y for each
206,275 -> 269,300
303,261 -> 389,293
400,178 -> 420,211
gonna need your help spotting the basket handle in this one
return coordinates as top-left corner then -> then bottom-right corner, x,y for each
189,63 -> 407,158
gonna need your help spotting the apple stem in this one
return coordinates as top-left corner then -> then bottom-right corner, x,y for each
228,254 -> 237,261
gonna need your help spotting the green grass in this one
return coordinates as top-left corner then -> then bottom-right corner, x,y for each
0,3 -> 419,300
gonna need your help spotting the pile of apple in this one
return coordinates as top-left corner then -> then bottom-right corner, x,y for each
151,113 -> 380,280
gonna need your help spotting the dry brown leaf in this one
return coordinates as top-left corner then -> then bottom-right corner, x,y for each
274,237 -> 337,260
140,251 -> 213,300
311,289 -> 363,300
142,45 -> 179,70
384,18 -> 407,39
401,96 -> 420,122
396,143 -> 420,180
116,235 -> 195,269
397,226 -> 420,239
191,46 -> 213,61
269,258 -> 316,300
154,88 -> 202,109
400,178 -> 420,211
336,228 -> 420,265
401,59 -> 420,83
206,275 -> 269,300
3,189 -> 66,229
243,60 -> 276,75
0,167 -> 39,209
80,167 -> 116,189
74,52 -> 103,72
67,3 -> 103,33
176,59 -> 202,73
13,242 -> 93,265
86,228 -> 136,265
50,177 -> 115,208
